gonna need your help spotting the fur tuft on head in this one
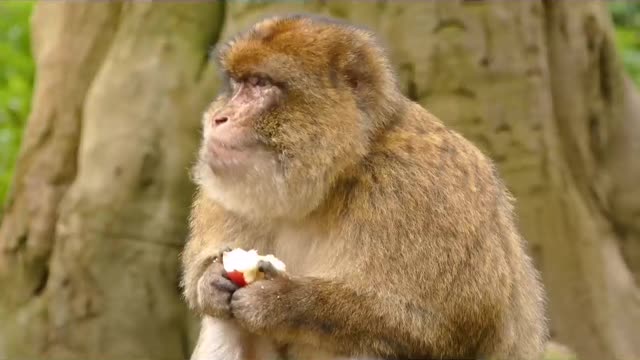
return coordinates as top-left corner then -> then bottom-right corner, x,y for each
217,14 -> 401,128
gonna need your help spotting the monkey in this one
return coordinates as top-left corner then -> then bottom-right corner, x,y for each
181,14 -> 547,360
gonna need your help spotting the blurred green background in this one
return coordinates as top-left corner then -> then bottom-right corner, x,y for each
1,1 -> 639,211
0,1 -> 33,212
611,1 -> 640,82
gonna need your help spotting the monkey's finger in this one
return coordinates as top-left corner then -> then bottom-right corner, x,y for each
257,260 -> 284,279
213,246 -> 234,262
210,274 -> 240,292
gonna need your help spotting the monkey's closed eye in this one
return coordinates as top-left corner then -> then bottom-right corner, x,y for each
247,75 -> 271,87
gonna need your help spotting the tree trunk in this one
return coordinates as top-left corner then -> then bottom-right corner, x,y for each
0,2 -> 223,358
541,2 -> 640,359
1,1 -> 639,360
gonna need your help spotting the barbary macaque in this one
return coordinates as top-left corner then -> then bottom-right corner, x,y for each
182,14 -> 547,360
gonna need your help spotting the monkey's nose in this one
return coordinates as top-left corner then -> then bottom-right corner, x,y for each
214,116 -> 228,126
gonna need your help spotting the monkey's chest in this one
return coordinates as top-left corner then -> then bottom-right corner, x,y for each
267,225 -> 335,276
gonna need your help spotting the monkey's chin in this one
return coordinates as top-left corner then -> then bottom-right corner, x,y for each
206,155 -> 250,176
193,157 -> 328,221
204,142 -> 258,175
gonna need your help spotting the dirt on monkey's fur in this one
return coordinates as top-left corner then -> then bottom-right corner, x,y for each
182,14 -> 547,360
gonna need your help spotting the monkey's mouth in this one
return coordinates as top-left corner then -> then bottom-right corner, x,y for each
205,139 -> 263,172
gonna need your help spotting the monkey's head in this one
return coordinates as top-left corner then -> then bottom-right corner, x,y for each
194,15 -> 400,220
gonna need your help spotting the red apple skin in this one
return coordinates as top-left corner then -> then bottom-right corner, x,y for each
226,271 -> 247,287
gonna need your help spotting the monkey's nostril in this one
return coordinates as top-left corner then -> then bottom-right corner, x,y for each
214,117 -> 228,126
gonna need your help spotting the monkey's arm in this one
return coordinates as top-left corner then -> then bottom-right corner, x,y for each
230,274 -> 444,358
181,194 -> 253,312
181,198 -> 227,310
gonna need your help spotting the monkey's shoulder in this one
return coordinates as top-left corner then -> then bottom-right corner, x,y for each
365,109 -> 498,194
340,107 -> 507,229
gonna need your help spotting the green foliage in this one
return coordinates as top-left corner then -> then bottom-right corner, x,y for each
0,1 -> 34,210
610,1 -> 640,84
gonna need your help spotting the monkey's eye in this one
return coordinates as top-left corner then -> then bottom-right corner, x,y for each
247,75 -> 271,87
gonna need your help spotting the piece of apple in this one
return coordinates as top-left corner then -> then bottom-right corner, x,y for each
225,270 -> 248,287
222,248 -> 286,287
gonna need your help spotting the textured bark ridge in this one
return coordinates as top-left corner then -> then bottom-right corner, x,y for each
0,2 -> 224,359
1,1 -> 639,360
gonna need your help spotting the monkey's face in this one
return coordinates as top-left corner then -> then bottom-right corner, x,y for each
193,16 -> 387,220
200,75 -> 283,176
194,70 -> 365,221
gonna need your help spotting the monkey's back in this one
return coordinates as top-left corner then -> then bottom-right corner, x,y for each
331,101 -> 547,359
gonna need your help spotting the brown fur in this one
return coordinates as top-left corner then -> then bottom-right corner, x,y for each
183,14 -> 547,360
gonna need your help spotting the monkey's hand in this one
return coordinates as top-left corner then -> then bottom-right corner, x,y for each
197,259 -> 240,318
229,264 -> 293,334
183,246 -> 238,318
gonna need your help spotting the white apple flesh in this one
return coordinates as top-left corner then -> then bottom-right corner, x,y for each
222,248 -> 286,287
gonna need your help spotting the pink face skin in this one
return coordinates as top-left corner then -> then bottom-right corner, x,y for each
201,75 -> 282,175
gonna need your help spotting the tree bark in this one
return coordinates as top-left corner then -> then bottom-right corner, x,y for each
0,2 -> 223,358
541,2 -> 640,359
1,1 -> 639,360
